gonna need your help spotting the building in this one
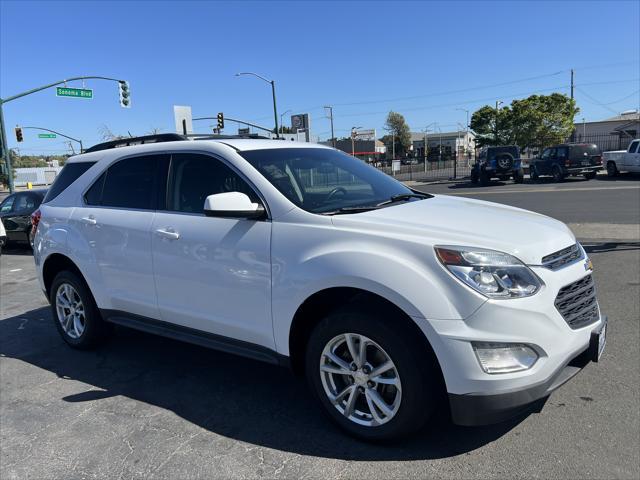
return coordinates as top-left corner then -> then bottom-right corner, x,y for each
410,130 -> 475,160
321,139 -> 386,160
574,110 -> 639,151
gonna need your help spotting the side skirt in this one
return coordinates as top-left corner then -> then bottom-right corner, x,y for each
100,309 -> 290,368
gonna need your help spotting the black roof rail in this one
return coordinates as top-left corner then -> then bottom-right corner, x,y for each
85,133 -> 186,153
85,133 -> 272,153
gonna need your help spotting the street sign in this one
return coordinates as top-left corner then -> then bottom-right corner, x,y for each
38,133 -> 57,138
56,87 -> 93,99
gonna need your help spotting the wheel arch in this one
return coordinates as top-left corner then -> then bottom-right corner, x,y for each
42,253 -> 87,298
288,287 -> 445,386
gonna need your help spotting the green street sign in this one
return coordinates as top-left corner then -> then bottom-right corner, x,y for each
56,87 -> 93,99
38,133 -> 57,139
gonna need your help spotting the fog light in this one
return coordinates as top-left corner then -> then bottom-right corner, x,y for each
472,342 -> 538,374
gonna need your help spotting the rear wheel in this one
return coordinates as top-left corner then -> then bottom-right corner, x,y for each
607,161 -> 619,177
479,169 -> 490,186
50,271 -> 111,349
583,171 -> 597,180
513,168 -> 524,183
551,165 -> 565,183
305,305 -> 438,441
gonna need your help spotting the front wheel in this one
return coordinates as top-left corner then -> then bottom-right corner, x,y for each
305,306 -> 438,441
479,169 -> 490,186
551,165 -> 565,183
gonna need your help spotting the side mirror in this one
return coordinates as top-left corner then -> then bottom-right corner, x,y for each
203,192 -> 266,219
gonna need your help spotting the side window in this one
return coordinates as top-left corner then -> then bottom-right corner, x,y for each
0,195 -> 15,213
100,155 -> 162,210
167,153 -> 259,214
14,194 -> 36,212
42,162 -> 96,203
629,141 -> 639,153
556,147 -> 569,160
541,148 -> 552,160
84,172 -> 106,206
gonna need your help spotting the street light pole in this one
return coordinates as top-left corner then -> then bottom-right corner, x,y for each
0,75 -> 126,193
324,106 -> 335,148
236,72 -> 280,138
280,109 -> 291,134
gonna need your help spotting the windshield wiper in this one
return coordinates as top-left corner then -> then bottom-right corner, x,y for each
321,205 -> 381,215
375,192 -> 431,207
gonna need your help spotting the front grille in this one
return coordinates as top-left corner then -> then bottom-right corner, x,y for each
555,275 -> 599,329
542,243 -> 583,270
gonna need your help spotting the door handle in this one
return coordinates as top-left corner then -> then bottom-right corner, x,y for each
81,216 -> 97,225
155,228 -> 180,240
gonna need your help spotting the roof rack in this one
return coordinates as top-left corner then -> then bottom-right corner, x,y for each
84,133 -> 271,153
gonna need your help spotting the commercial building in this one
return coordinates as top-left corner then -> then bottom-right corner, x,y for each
410,130 -> 475,160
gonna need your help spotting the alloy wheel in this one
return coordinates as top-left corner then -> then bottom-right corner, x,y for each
55,283 -> 86,339
319,333 -> 402,427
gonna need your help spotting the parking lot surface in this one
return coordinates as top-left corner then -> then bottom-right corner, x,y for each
1,178 -> 639,479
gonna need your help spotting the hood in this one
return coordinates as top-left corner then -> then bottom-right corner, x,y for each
331,194 -> 576,265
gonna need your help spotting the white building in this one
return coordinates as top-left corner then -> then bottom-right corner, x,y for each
410,130 -> 475,159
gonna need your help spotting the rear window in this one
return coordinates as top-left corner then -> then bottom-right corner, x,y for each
570,144 -> 600,158
43,162 -> 96,203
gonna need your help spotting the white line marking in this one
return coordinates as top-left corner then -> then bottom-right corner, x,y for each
440,185 -> 640,196
9,268 -> 22,272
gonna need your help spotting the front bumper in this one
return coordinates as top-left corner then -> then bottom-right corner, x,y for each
449,316 -> 606,426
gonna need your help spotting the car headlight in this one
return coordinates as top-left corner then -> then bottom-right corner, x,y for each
435,246 -> 543,298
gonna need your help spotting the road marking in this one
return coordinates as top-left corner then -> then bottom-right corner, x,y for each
9,268 -> 22,272
438,185 -> 640,196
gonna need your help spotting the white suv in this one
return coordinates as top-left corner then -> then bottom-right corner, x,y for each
33,134 -> 606,441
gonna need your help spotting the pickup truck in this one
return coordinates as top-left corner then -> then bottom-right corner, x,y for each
603,139 -> 640,176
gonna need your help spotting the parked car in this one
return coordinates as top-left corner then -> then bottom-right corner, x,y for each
0,217 -> 6,255
33,134 -> 606,441
530,143 -> 603,182
0,189 -> 47,249
603,139 -> 640,176
470,145 -> 524,185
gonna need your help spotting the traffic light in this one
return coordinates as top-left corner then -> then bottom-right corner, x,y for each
217,112 -> 224,130
15,127 -> 23,142
119,80 -> 131,108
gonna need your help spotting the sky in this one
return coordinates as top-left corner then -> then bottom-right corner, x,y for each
1,0 -> 639,155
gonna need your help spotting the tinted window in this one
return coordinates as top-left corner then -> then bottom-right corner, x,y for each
167,153 -> 258,213
84,172 -> 106,205
570,144 -> 600,158
14,193 -> 37,212
629,141 -> 639,153
101,155 -> 161,209
240,148 -> 414,214
557,147 -> 569,160
43,162 -> 95,203
541,148 -> 552,159
0,195 -> 15,213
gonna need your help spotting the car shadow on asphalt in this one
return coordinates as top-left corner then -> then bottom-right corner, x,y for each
0,307 -> 529,460
583,241 -> 640,254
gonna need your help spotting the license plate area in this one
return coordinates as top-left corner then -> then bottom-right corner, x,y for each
589,316 -> 607,362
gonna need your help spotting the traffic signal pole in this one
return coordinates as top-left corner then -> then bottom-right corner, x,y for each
21,126 -> 83,153
1,76 -> 125,193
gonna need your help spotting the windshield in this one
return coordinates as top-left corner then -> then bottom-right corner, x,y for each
240,147 -> 415,214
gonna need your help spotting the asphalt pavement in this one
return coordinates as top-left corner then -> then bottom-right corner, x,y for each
1,175 -> 639,479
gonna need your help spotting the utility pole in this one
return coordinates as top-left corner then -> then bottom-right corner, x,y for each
324,106 -> 335,148
0,75 -> 127,193
570,69 -> 575,142
495,100 -> 503,145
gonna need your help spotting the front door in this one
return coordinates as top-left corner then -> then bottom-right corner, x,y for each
151,152 -> 273,349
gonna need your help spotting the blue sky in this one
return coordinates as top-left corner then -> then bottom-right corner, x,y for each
1,0 -> 639,155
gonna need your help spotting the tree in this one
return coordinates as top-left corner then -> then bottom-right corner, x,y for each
470,93 -> 578,149
384,111 -> 411,157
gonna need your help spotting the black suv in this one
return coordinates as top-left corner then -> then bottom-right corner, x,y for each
531,143 -> 603,182
470,145 -> 524,185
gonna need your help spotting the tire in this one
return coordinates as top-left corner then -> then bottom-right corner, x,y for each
606,161 -> 619,177
513,168 -> 524,183
583,171 -> 597,180
479,169 -> 490,186
551,165 -> 565,183
496,153 -> 514,170
49,270 -> 111,349
470,167 -> 479,184
530,166 -> 540,183
305,304 -> 439,441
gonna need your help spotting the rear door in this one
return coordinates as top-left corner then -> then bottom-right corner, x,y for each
71,154 -> 167,319
537,147 -> 554,174
151,152 -> 273,348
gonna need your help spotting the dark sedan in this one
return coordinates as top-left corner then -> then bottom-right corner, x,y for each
0,189 -> 47,249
